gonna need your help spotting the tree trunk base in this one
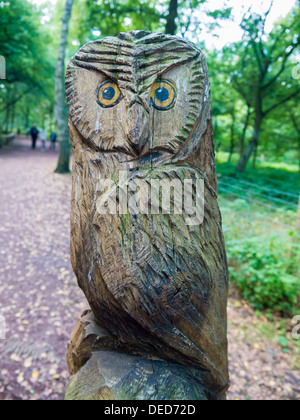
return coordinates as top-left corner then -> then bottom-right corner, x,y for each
65,310 -> 226,401
54,165 -> 70,175
55,156 -> 70,174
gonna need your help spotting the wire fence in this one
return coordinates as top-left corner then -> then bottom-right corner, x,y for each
221,175 -> 299,200
218,175 -> 299,230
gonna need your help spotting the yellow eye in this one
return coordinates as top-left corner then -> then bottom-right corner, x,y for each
97,81 -> 122,108
150,80 -> 177,111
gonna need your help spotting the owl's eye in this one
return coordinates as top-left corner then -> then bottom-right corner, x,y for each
97,81 -> 122,108
150,80 -> 177,111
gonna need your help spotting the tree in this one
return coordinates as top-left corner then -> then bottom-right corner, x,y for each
288,103 -> 300,173
75,0 -> 231,42
74,0 -> 161,45
0,0 -> 54,133
208,48 -> 251,162
230,2 -> 300,172
165,0 -> 178,35
176,0 -> 231,39
54,0 -> 74,174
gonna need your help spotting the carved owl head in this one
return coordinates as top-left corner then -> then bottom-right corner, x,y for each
66,31 -> 215,183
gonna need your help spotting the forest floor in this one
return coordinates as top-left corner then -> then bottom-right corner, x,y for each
0,137 -> 299,400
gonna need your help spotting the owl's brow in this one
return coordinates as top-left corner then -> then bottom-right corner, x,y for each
138,54 -> 201,95
71,36 -> 201,91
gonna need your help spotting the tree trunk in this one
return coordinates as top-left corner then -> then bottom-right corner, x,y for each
252,143 -> 258,168
10,102 -> 16,132
228,109 -> 236,163
54,0 -> 73,174
236,138 -> 256,172
24,104 -> 30,130
49,104 -> 54,132
165,0 -> 178,35
240,105 -> 250,155
5,88 -> 10,133
5,106 -> 10,133
237,99 -> 262,173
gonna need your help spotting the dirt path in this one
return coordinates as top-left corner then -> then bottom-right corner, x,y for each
0,138 -> 299,400
0,138 -> 86,400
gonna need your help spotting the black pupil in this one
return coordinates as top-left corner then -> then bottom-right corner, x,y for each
155,86 -> 169,102
102,86 -> 115,101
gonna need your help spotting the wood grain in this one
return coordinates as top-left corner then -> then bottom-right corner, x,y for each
66,31 -> 229,399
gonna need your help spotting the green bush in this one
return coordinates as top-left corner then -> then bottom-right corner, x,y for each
227,235 -> 299,315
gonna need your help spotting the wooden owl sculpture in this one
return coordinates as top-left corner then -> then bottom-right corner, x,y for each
66,31 -> 229,400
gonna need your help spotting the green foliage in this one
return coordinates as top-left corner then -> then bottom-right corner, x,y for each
217,157 -> 300,197
227,235 -> 299,315
0,0 -> 56,132
74,0 -> 163,44
218,157 -> 299,316
207,1 -> 300,172
0,0 -> 48,84
277,333 -> 289,352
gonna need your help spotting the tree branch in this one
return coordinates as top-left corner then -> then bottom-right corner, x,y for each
290,111 -> 300,134
250,39 -> 264,74
262,42 -> 300,90
0,86 -> 34,113
263,89 -> 300,116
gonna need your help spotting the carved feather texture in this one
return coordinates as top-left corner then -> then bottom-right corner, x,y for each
68,31 -> 229,397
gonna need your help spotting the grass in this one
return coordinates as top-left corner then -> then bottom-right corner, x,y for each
216,151 -> 300,194
216,154 -> 300,317
217,154 -> 300,366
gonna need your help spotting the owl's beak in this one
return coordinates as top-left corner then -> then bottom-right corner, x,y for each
127,102 -> 150,155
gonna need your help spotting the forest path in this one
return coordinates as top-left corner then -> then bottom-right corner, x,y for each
0,137 -> 298,400
0,137 -> 86,400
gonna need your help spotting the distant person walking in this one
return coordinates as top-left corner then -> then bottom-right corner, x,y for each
30,125 -> 39,149
40,129 -> 47,152
50,131 -> 57,150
